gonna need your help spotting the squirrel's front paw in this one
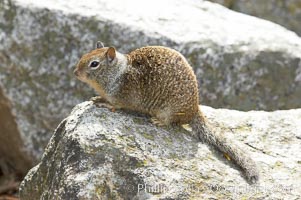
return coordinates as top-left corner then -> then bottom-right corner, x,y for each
151,117 -> 165,127
90,96 -> 115,112
90,96 -> 107,103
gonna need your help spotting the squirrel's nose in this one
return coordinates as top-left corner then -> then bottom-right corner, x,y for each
74,69 -> 79,76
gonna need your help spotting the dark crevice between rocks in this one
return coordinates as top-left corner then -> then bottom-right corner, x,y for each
0,86 -> 33,196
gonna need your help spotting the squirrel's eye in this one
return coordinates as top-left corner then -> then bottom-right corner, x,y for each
89,61 -> 100,69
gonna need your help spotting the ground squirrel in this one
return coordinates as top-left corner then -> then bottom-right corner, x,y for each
74,42 -> 259,183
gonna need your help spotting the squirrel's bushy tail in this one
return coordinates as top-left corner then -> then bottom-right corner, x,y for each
190,110 -> 259,184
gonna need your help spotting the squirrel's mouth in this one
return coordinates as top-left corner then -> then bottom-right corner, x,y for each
73,68 -> 80,77
74,69 -> 87,82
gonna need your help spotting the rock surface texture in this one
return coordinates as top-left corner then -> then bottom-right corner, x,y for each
19,102 -> 301,200
1,0 -> 301,169
209,0 -> 301,36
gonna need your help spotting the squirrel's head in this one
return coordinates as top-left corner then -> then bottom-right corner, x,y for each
74,46 -> 118,83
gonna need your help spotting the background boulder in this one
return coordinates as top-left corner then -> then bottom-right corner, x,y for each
19,102 -> 301,199
0,0 -> 301,183
208,0 -> 301,36
0,87 -> 33,194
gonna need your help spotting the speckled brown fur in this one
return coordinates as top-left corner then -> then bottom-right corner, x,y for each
74,45 -> 259,184
124,46 -> 199,124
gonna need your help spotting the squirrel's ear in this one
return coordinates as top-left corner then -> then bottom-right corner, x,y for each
106,47 -> 116,62
96,41 -> 104,49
